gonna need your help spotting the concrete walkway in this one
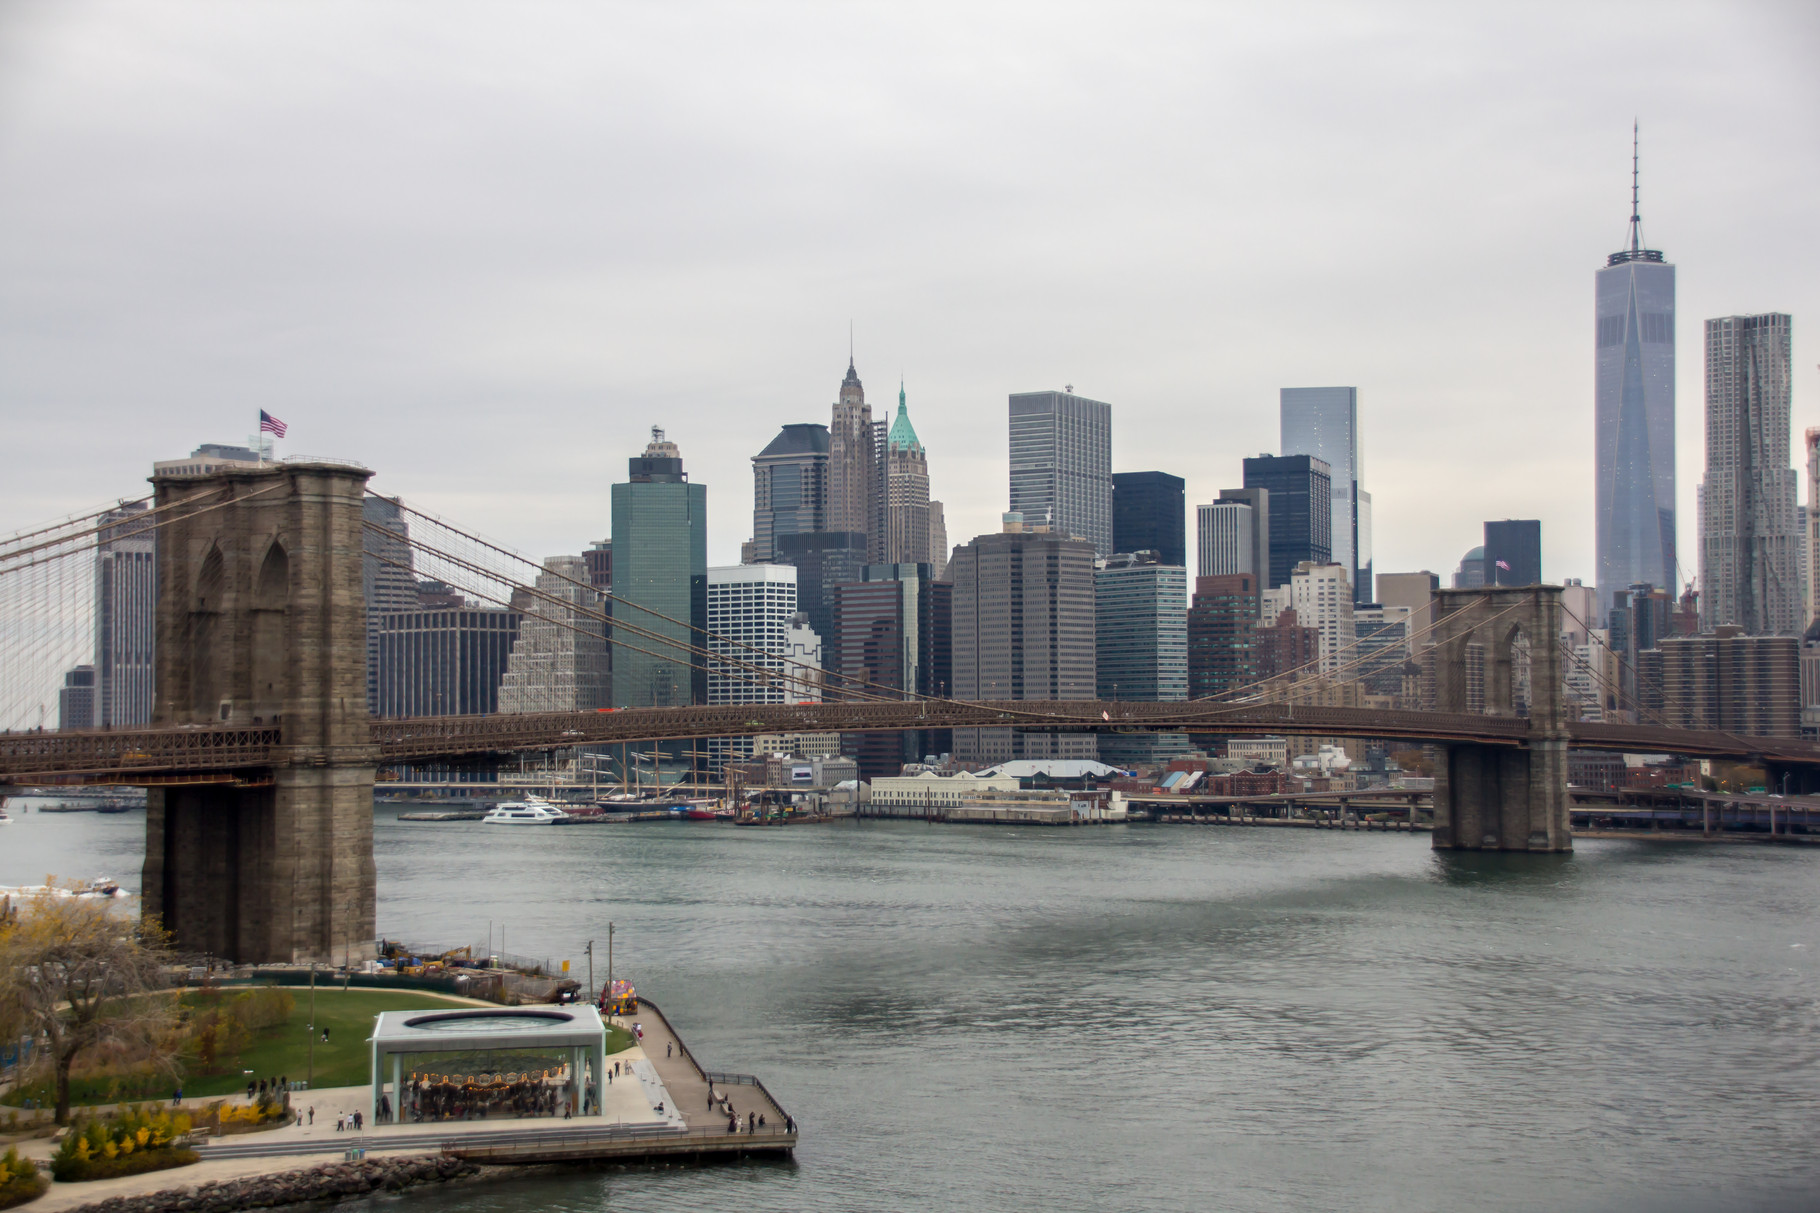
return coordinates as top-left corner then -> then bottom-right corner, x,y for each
619,1002 -> 789,1134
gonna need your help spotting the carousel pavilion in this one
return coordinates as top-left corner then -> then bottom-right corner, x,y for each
368,1005 -> 610,1125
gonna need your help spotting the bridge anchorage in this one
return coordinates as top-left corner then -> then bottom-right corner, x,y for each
141,461 -> 378,965
1428,586 -> 1570,853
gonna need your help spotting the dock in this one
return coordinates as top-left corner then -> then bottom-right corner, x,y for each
1122,788 -> 1430,831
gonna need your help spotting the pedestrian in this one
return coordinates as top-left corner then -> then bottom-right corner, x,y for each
706,1089 -> 713,1109
172,1087 -> 181,1106
247,1080 -> 255,1100
354,1110 -> 363,1130
308,1106 -> 314,1125
335,1115 -> 343,1132
666,1042 -> 672,1058
785,1115 -> 794,1133
322,1028 -> 330,1043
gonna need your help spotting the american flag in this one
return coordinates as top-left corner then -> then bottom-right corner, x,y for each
259,410 -> 288,439
1495,559 -> 1512,571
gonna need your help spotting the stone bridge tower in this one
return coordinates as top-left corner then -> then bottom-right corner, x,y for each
1428,585 -> 1571,852
141,461 -> 377,963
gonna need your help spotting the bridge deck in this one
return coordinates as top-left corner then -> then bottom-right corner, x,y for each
4,702 -> 1818,781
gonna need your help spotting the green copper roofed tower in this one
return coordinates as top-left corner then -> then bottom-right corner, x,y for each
884,380 -> 944,571
888,380 -> 922,453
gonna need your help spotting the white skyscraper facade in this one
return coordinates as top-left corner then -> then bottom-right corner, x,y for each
1280,386 -> 1369,603
707,564 -> 813,769
1197,499 -> 1254,577
1008,389 -> 1113,555
1594,136 -> 1677,613
706,564 -> 810,705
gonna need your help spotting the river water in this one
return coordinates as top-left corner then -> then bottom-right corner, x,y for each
5,801 -> 1818,1211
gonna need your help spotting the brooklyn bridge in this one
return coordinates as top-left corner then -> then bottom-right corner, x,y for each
4,460 -> 1817,964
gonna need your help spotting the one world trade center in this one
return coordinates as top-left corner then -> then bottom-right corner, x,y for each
1595,127 -> 1676,615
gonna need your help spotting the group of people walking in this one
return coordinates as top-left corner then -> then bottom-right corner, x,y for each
708,1084 -> 780,1135
244,1075 -> 290,1103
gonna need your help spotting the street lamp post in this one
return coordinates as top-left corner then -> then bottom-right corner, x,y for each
306,965 -> 316,1090
584,940 -> 594,1004
606,922 -> 615,1018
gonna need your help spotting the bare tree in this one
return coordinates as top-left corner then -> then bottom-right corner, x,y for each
0,886 -> 178,1125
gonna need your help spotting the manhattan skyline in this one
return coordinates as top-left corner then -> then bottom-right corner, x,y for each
0,4 -> 1815,584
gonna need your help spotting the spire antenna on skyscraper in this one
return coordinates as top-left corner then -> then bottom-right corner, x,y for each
1606,122 -> 1662,268
1629,119 -> 1642,254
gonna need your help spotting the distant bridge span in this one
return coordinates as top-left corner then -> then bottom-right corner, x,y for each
5,703 -> 1819,783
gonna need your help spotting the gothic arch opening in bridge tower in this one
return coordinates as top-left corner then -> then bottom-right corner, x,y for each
1491,621 -> 1532,719
188,542 -> 225,719
251,539 -> 289,724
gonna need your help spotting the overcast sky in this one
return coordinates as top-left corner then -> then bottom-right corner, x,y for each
2,1 -> 1816,587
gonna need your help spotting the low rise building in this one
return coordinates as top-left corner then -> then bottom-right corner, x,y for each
749,732 -> 843,759
1225,737 -> 1288,768
870,769 -> 1021,807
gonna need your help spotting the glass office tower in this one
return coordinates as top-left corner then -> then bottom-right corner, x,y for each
1111,471 -> 1186,566
1595,136 -> 1676,613
611,428 -> 708,708
1241,455 -> 1331,589
1280,386 -> 1368,603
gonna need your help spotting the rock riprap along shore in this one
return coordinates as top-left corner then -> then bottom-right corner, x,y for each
62,1155 -> 479,1213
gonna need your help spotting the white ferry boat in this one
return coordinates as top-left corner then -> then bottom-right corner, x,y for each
481,795 -> 570,826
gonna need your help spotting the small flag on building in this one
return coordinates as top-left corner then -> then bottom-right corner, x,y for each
259,410 -> 288,439
1495,559 -> 1511,571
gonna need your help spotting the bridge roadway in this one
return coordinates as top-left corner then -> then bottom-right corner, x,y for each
4,701 -> 1820,783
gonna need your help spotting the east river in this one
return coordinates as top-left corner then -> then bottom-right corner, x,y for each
6,801 -> 1819,1211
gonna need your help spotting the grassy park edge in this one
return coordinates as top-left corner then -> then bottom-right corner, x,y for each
4,987 -> 636,1109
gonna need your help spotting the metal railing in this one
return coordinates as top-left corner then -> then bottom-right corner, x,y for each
444,1122 -> 797,1162
637,997 -> 796,1130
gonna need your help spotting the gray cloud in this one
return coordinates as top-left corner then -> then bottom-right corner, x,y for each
2,1 -> 1816,587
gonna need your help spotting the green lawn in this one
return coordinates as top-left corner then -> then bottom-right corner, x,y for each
5,987 -> 635,1107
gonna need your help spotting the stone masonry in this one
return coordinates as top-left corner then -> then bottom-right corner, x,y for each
141,462 -> 379,964
1428,584 -> 1572,853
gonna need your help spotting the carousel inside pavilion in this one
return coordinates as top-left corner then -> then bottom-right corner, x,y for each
367,1006 -> 611,1124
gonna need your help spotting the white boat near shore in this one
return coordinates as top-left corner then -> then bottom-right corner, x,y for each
482,795 -> 569,825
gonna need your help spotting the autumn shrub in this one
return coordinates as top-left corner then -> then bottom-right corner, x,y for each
48,1106 -> 195,1183
215,1101 -> 288,1128
0,1147 -> 44,1210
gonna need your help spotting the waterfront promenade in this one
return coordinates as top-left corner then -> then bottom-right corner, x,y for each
5,998 -> 792,1211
